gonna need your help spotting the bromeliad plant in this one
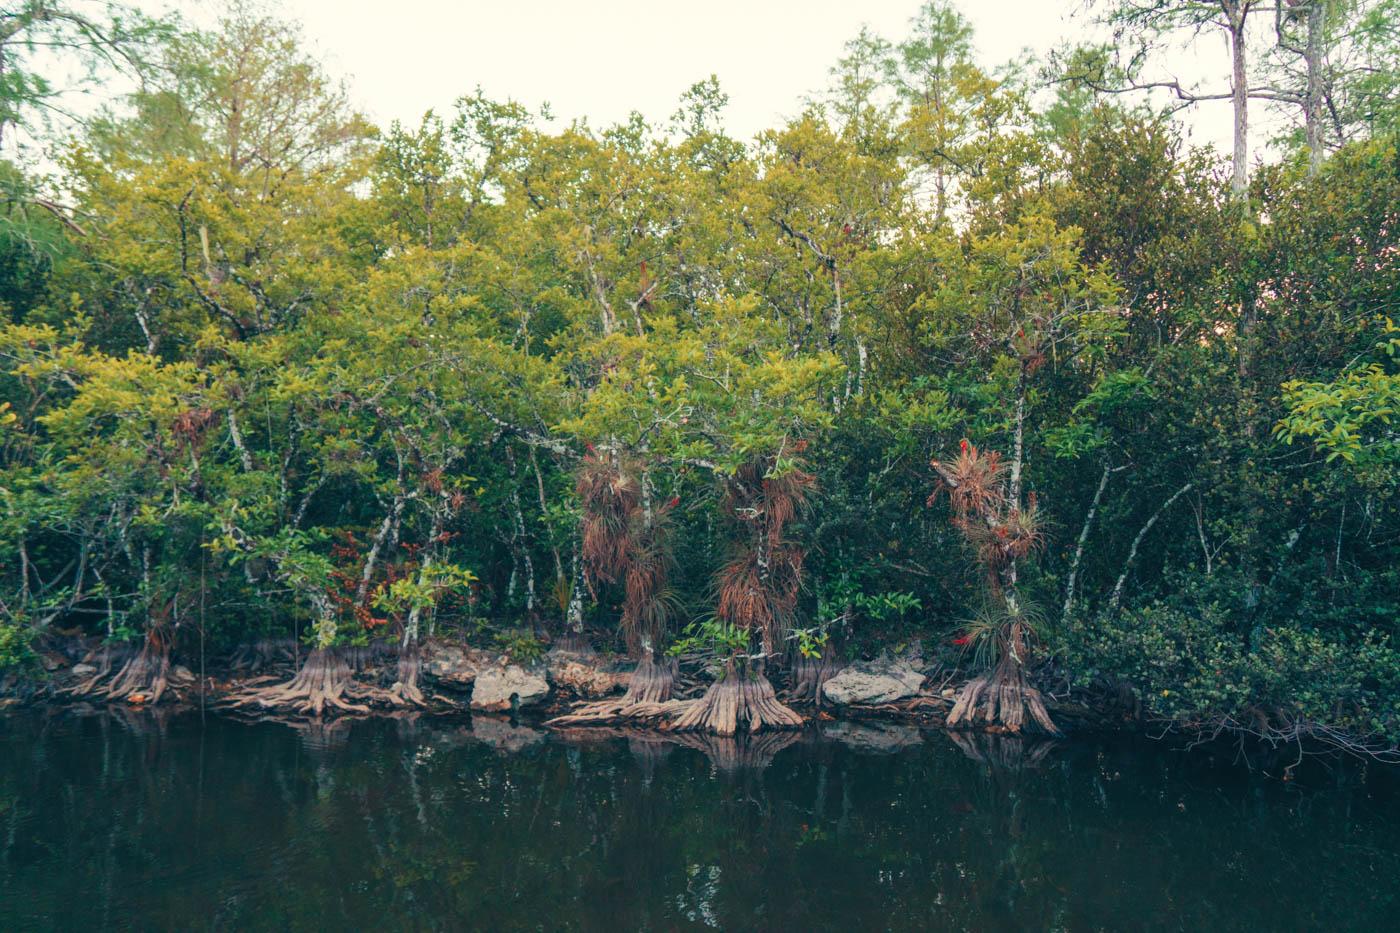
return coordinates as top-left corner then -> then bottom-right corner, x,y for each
570,451 -> 681,709
671,453 -> 810,735
930,440 -> 1057,733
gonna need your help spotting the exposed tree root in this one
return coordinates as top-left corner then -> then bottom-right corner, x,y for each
105,642 -> 174,703
344,643 -> 390,672
552,630 -> 594,657
70,642 -> 132,694
946,655 -> 1059,734
669,664 -> 804,735
69,631 -> 188,704
388,644 -> 426,707
227,638 -> 296,672
545,651 -> 680,725
219,647 -> 372,716
787,652 -> 839,704
546,697 -> 689,727
624,652 -> 676,703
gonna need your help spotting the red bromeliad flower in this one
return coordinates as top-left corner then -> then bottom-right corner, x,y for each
951,635 -> 971,645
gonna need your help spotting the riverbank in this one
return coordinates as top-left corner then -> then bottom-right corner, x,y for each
0,633 -> 1220,749
8,632 -> 1396,773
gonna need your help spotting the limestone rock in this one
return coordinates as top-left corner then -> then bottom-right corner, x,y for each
545,650 -> 629,699
821,658 -> 924,705
422,644 -> 489,688
470,664 -> 550,712
71,663 -> 97,676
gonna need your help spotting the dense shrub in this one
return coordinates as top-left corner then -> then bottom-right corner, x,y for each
1061,593 -> 1400,742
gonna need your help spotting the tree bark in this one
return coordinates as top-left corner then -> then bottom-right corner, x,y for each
1304,0 -> 1325,175
1010,363 -> 1027,507
1228,2 -> 1250,199
505,445 -> 536,618
1110,482 -> 1194,611
1062,462 -> 1116,620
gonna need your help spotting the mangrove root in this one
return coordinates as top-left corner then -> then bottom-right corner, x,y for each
946,655 -> 1059,735
669,667 -> 804,735
227,638 -> 296,672
69,642 -> 130,695
623,652 -> 676,704
787,652 -> 839,704
220,647 -> 371,716
343,643 -> 390,672
69,633 -> 188,704
546,652 -> 679,725
552,630 -> 595,657
388,645 -> 426,707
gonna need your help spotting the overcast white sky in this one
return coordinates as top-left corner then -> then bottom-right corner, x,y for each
39,0 -> 1257,170
254,0 -> 1242,152
283,0 -> 1077,135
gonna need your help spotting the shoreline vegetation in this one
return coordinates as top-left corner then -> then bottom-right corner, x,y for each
3,1 -> 1400,767
1,632 -> 1392,772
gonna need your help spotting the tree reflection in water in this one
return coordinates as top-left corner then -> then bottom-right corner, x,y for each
0,709 -> 1396,932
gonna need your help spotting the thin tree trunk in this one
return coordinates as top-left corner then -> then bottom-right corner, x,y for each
403,501 -> 447,652
505,445 -> 536,617
1304,0 -> 1325,175
565,538 -> 585,636
528,446 -> 564,582
1010,362 -> 1027,507
1062,462 -> 1114,620
1110,483 -> 1194,611
357,495 -> 407,605
1229,5 -> 1250,199
17,537 -> 29,604
829,264 -> 843,348
227,408 -> 255,473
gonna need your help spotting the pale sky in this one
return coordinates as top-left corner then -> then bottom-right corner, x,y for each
282,0 -> 1078,137
22,0 -> 1253,169
263,0 -> 1243,152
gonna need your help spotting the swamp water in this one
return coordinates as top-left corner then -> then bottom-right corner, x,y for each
0,709 -> 1396,931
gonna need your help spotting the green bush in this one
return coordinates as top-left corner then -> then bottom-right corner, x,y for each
1060,596 -> 1400,741
491,631 -> 545,665
0,621 -> 34,671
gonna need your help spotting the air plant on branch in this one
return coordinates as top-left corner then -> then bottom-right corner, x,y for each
930,440 -> 1058,734
671,453 -> 811,735
563,451 -> 680,711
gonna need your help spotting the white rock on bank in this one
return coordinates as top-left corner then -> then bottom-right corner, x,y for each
821,658 -> 924,705
423,644 -> 487,687
470,664 -> 550,712
545,650 -> 629,698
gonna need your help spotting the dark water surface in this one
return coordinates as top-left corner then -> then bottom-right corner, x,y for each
0,709 -> 1396,932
